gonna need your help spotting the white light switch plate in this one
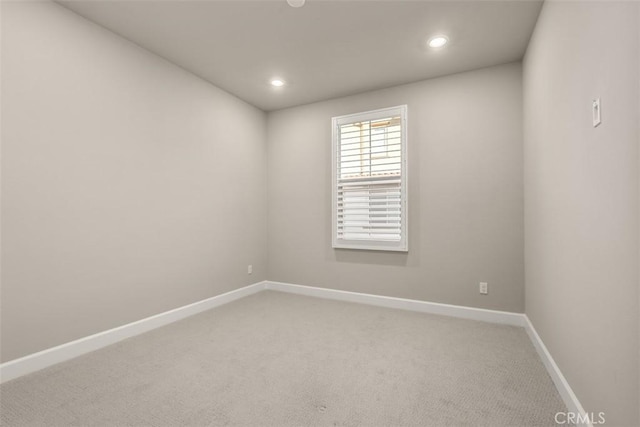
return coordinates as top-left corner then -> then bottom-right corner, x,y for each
592,98 -> 601,127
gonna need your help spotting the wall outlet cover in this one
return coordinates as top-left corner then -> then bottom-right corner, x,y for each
479,282 -> 488,295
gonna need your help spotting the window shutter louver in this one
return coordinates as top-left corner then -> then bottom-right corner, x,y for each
332,106 -> 408,251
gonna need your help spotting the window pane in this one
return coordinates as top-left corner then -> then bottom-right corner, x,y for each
333,106 -> 407,251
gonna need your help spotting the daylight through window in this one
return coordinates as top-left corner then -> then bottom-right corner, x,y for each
332,105 -> 408,251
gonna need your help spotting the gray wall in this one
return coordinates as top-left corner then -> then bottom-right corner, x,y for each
267,63 -> 524,313
523,1 -> 639,425
0,1 -> 268,362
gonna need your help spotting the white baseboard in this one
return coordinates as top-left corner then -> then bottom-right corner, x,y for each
264,280 -> 526,327
0,281 -> 267,384
523,316 -> 592,427
1,277 -> 588,426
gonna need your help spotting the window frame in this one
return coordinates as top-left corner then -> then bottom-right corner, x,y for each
331,105 -> 408,252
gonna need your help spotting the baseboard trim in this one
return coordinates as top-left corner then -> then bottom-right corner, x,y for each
1,278 -> 588,426
264,280 -> 526,327
0,281 -> 267,384
523,316 -> 592,427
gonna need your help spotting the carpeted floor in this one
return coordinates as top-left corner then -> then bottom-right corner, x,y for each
0,290 -> 567,426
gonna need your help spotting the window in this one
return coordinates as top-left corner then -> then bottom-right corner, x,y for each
332,105 -> 408,251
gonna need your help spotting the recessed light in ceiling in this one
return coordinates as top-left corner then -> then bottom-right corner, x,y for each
287,0 -> 305,7
271,79 -> 285,87
428,35 -> 449,48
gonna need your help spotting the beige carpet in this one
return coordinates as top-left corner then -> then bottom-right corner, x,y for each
0,290 -> 567,426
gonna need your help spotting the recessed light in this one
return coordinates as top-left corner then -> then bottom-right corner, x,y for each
287,0 -> 305,7
428,35 -> 449,48
270,79 -> 285,87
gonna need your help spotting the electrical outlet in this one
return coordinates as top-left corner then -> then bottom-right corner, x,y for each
479,282 -> 488,295
247,265 -> 253,275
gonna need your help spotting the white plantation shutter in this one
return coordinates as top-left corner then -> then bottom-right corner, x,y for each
332,105 -> 408,251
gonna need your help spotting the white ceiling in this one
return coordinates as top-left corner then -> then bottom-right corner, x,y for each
58,0 -> 543,111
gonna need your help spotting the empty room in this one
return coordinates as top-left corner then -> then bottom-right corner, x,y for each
0,0 -> 638,426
